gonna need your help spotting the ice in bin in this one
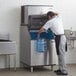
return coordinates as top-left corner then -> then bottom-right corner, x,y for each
36,39 -> 47,52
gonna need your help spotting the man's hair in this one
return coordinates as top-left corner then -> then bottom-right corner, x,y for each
47,11 -> 55,18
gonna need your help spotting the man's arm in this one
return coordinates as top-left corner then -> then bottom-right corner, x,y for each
38,27 -> 45,39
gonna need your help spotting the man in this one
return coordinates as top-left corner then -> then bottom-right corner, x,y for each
38,11 -> 68,75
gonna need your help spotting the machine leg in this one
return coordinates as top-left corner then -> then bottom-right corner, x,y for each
51,65 -> 53,71
8,55 -> 10,69
5,55 -> 7,69
14,54 -> 16,71
30,66 -> 33,72
5,55 -> 10,69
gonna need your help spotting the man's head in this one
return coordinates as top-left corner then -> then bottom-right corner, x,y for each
47,11 -> 58,20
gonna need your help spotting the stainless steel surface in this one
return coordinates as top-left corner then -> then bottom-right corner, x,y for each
0,32 -> 9,40
70,35 -> 76,48
28,5 -> 53,15
20,26 -> 52,66
20,5 -> 58,71
20,27 -> 58,66
20,26 -> 31,65
1,54 -> 16,71
64,30 -> 76,48
31,40 -> 49,66
0,33 -> 17,70
21,5 -> 53,24
14,54 -> 16,71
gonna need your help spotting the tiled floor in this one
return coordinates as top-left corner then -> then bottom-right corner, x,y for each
0,64 -> 76,76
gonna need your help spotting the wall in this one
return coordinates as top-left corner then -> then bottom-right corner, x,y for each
0,0 -> 20,68
0,0 -> 76,68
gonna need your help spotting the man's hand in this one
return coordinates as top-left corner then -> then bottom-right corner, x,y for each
54,12 -> 58,16
37,27 -> 45,39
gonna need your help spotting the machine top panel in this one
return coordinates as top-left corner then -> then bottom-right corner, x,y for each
28,5 -> 53,15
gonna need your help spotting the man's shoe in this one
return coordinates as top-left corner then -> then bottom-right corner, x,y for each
56,71 -> 68,75
54,69 -> 61,73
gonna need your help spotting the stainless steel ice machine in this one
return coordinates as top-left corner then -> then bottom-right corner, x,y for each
20,5 -> 58,72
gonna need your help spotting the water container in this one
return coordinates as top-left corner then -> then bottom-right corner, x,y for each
36,39 -> 47,52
